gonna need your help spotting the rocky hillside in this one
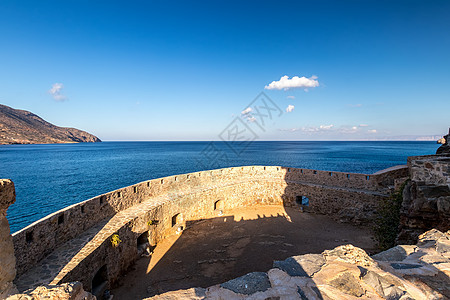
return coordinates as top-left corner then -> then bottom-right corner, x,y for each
0,104 -> 101,145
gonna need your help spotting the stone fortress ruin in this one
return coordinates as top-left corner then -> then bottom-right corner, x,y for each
1,135 -> 449,299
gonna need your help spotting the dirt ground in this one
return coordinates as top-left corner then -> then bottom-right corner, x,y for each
112,205 -> 377,299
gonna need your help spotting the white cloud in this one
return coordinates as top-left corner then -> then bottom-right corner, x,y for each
287,95 -> 295,99
265,75 -> 319,91
279,128 -> 300,132
241,107 -> 256,122
319,124 -> 334,130
349,104 -> 362,108
279,124 -> 379,136
241,107 -> 252,114
338,126 -> 358,134
300,124 -> 334,132
48,83 -> 66,101
359,124 -> 369,127
286,105 -> 295,113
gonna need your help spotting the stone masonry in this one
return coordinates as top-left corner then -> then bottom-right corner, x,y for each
398,154 -> 450,244
0,179 -> 18,299
8,165 -> 407,296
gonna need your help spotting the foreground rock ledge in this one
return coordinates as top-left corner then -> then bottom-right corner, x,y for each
148,229 -> 450,300
6,282 -> 94,300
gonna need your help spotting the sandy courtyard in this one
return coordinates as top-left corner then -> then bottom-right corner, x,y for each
112,205 -> 377,299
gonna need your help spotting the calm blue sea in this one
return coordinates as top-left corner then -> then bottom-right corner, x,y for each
0,141 -> 438,233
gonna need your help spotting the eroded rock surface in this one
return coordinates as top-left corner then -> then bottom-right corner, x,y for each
436,128 -> 450,155
0,179 -> 18,299
147,229 -> 450,299
6,282 -> 95,300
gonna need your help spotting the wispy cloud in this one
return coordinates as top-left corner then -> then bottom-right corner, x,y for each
339,126 -> 359,134
48,83 -> 66,101
241,107 -> 256,122
279,124 -> 334,133
279,128 -> 300,132
265,75 -> 319,91
287,95 -> 295,99
299,124 -> 335,132
348,103 -> 362,108
359,124 -> 369,127
279,124 -> 379,136
286,104 -> 295,113
319,124 -> 334,130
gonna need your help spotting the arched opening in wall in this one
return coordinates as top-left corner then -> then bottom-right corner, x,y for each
92,265 -> 108,299
137,232 -> 150,256
214,200 -> 223,211
295,196 -> 310,206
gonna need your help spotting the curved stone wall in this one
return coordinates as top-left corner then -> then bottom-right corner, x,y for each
11,165 -> 408,293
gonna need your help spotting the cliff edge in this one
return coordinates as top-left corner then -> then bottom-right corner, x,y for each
0,104 -> 101,145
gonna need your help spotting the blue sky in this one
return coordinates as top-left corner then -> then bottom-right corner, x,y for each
0,0 -> 449,141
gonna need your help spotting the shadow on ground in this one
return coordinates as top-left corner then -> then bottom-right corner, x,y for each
112,206 -> 376,299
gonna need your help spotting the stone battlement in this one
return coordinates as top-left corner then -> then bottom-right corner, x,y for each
11,165 -> 407,281
1,164 -> 410,298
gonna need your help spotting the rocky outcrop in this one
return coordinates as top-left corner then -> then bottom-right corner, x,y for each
436,128 -> 450,155
6,282 -> 95,300
0,104 -> 101,145
397,154 -> 450,244
148,229 -> 450,299
0,179 -> 18,299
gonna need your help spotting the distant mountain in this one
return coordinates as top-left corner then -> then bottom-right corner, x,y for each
0,104 -> 101,145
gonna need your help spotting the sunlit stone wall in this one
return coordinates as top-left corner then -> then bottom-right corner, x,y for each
7,164 -> 407,293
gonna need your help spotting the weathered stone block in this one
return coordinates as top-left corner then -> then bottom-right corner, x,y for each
0,179 -> 15,213
273,254 -> 325,277
0,179 -> 17,298
328,271 -> 365,297
220,272 -> 271,295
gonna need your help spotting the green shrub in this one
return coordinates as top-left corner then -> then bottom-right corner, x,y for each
374,179 -> 409,251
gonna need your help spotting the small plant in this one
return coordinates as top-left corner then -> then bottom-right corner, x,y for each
147,220 -> 159,226
374,179 -> 410,251
110,234 -> 122,248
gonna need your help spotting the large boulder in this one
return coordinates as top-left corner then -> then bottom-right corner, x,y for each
146,229 -> 450,299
